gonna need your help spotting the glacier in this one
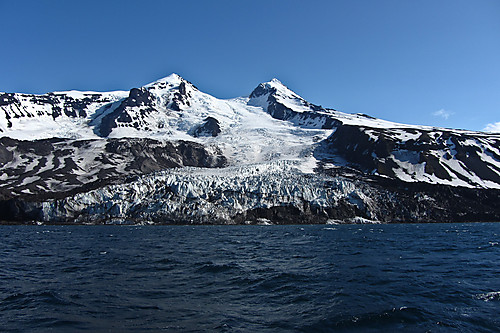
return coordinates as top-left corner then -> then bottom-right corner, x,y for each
1,73 -> 499,224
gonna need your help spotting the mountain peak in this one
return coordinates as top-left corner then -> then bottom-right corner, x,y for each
261,78 -> 288,90
250,77 -> 301,101
145,73 -> 185,88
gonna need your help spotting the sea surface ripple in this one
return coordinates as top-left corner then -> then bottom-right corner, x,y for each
1,223 -> 499,332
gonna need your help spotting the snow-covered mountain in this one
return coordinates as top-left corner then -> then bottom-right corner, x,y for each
1,74 -> 499,224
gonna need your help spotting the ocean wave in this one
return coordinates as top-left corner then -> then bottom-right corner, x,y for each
302,306 -> 435,331
474,291 -> 500,302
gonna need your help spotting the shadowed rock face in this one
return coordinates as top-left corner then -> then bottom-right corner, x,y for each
104,138 -> 226,170
98,88 -> 156,137
0,137 -> 227,202
94,79 -> 200,137
193,117 -> 221,137
0,93 -> 19,107
170,81 -> 192,111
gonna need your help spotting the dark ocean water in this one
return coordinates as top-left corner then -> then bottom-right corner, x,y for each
0,223 -> 499,332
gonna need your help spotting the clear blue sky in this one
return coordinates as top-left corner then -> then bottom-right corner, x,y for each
1,0 -> 499,131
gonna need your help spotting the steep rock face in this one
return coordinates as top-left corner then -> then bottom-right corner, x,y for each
0,137 -> 226,201
319,125 -> 500,189
170,81 -> 194,111
89,74 -> 204,138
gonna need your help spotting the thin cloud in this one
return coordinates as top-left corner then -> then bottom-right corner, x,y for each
484,122 -> 500,133
432,109 -> 454,120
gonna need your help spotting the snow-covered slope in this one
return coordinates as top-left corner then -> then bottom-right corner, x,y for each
1,73 -> 500,224
0,90 -> 127,140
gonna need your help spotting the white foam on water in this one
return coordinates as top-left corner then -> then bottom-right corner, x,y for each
474,291 -> 500,302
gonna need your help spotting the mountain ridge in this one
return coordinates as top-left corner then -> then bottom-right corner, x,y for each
1,74 -> 499,224
1,73 -> 493,134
